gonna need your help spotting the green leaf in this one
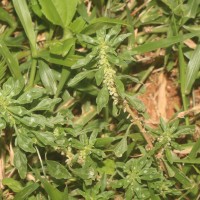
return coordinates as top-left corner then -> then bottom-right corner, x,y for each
30,0 -> 43,18
117,74 -> 139,83
17,88 -> 46,104
35,170 -> 66,200
165,148 -> 173,164
49,38 -> 75,57
71,50 -> 98,69
8,106 -> 29,117
34,131 -> 55,146
114,77 -> 125,98
38,60 -> 57,95
96,86 -> 109,113
39,51 -> 79,67
171,166 -> 191,188
14,148 -> 27,179
0,40 -> 22,79
69,17 -> 86,33
185,44 -> 200,94
163,160 -> 175,177
0,57 -> 6,84
111,33 -> 132,47
68,70 -> 95,87
185,0 -> 200,18
90,17 -> 128,26
13,0 -> 37,53
14,183 -> 39,200
17,130 -> 35,153
38,0 -> 78,28
108,54 -> 127,68
2,178 -> 23,193
2,77 -> 24,97
0,7 -> 16,28
31,98 -> 61,111
73,103 -> 97,126
15,115 -> 45,128
125,94 -> 145,112
97,159 -> 116,175
105,25 -> 121,42
131,32 -> 200,55
77,34 -> 97,45
46,160 -> 71,179
114,137 -> 127,157
140,168 -> 161,180
95,137 -> 116,148
95,68 -> 104,86
173,158 -> 200,164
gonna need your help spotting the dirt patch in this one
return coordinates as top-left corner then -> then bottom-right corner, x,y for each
138,70 -> 181,127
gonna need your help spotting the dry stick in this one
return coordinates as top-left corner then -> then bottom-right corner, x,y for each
131,0 -> 150,16
0,136 -> 5,189
124,103 -> 153,149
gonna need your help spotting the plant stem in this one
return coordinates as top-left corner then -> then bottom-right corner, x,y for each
35,147 -> 46,178
133,65 -> 154,93
124,103 -> 153,149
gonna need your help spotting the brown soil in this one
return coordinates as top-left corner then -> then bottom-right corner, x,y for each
138,69 -> 182,127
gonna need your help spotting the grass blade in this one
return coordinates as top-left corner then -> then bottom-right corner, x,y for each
131,32 -> 200,55
14,183 -> 39,200
13,0 -> 37,54
185,0 -> 200,18
0,57 -> 7,84
185,44 -> 200,94
0,40 -> 22,79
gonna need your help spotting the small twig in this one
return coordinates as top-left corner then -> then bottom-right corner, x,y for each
177,105 -> 200,118
131,0 -> 150,16
0,137 -> 5,189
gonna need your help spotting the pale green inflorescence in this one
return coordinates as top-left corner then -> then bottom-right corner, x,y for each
98,42 -> 119,105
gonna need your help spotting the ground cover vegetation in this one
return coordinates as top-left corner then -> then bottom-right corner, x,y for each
0,0 -> 200,199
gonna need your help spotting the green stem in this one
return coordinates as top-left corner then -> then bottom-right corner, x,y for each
26,59 -> 37,89
103,106 -> 109,122
133,65 -> 154,93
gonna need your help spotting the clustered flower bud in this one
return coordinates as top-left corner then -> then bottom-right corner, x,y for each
98,43 -> 119,105
65,146 -> 74,166
103,67 -> 119,105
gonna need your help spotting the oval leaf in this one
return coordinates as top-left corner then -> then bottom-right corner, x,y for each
46,160 -> 71,179
96,86 -> 109,113
68,70 -> 95,87
14,148 -> 27,179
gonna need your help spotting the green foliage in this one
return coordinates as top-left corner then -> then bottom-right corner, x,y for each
0,0 -> 200,199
